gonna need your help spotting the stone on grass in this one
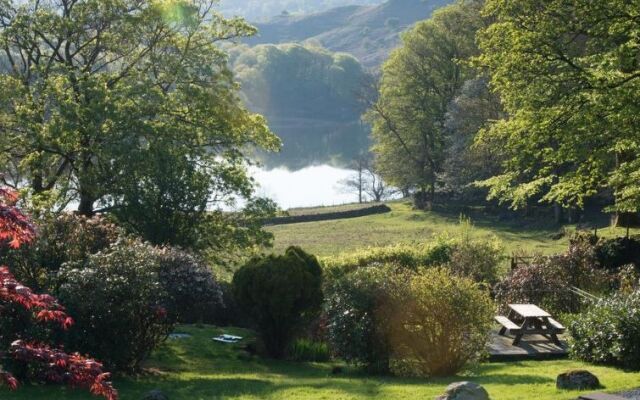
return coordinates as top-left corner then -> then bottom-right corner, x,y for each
436,381 -> 490,400
556,370 -> 600,390
142,389 -> 169,400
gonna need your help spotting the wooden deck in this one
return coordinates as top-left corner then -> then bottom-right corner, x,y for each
487,329 -> 568,361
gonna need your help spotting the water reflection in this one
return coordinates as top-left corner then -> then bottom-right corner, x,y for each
251,165 -> 357,209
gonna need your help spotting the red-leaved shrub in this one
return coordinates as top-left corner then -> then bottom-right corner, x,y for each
0,188 -> 117,399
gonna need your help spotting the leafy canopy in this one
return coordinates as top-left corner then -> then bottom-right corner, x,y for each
476,0 -> 640,212
0,0 -> 279,218
367,0 -> 483,208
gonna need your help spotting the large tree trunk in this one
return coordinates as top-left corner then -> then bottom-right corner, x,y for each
413,189 -> 432,211
553,202 -> 563,224
77,193 -> 95,216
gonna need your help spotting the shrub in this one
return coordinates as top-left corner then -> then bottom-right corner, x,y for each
384,268 -> 494,377
445,236 -> 504,285
326,265 -> 494,376
322,234 -> 503,286
495,236 -> 610,315
325,266 -> 394,373
569,291 -> 640,369
618,264 -> 640,294
0,214 -> 121,290
322,241 -> 453,281
494,263 -> 575,315
156,247 -> 224,324
595,237 -> 640,271
232,246 -> 323,358
57,239 -> 174,372
0,188 -> 117,399
289,339 -> 330,362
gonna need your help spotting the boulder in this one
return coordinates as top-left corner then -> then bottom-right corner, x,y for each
436,381 -> 490,400
142,389 -> 169,400
556,370 -> 600,390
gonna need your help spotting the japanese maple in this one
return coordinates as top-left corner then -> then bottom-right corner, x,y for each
0,188 -> 117,399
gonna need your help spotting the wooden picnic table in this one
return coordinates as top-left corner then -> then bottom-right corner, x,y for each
495,304 -> 565,346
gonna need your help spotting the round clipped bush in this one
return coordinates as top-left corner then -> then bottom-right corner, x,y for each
156,247 -> 223,324
57,239 -> 174,372
232,246 -> 323,358
569,290 -> 640,370
384,268 -> 493,377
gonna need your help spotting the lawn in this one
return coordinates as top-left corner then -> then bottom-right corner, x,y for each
267,201 -> 638,257
3,325 -> 639,400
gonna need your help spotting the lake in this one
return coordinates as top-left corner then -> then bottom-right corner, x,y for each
251,165 -> 358,210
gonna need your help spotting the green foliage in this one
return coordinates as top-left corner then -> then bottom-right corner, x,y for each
595,237 -> 640,272
442,77 -> 505,199
0,214 -> 121,290
325,265 -> 393,373
232,247 -> 323,358
0,0 -> 279,258
57,239 -> 174,372
231,43 -> 370,168
325,265 -> 493,376
445,232 -> 504,285
288,339 -> 330,362
246,0 -> 453,70
569,291 -> 640,370
322,241 -> 453,281
495,235 -> 611,315
476,0 -> 640,212
384,268 -> 493,377
156,247 -> 224,324
368,0 -> 483,208
322,231 -> 504,285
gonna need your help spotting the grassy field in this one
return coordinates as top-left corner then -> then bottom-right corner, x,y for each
284,202 -> 386,216
268,201 -> 638,257
4,325 -> 639,400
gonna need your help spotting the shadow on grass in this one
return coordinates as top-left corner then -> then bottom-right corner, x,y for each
117,375 -> 385,399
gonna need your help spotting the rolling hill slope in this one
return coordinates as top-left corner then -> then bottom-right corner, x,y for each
246,0 -> 454,68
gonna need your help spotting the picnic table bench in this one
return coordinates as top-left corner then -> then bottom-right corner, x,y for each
495,304 -> 565,346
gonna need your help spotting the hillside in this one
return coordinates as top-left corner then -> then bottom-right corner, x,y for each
219,0 -> 384,22
267,201 -> 637,257
231,44 -> 371,168
246,0 -> 454,68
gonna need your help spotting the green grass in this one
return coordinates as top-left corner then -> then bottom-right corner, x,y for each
268,201 -> 638,257
284,202 -> 385,216
4,325 -> 639,400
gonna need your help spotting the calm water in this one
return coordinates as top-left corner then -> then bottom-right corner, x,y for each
251,165 -> 358,209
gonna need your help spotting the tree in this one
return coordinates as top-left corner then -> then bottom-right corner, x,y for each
367,1 -> 484,209
441,76 -> 505,200
340,153 -> 394,203
476,0 -> 640,218
340,154 -> 368,203
0,0 -> 279,217
231,43 -> 371,168
0,188 -> 117,399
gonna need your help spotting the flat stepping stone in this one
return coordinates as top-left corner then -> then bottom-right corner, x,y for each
579,393 -> 627,400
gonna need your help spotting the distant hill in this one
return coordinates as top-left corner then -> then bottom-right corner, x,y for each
246,0 -> 454,68
219,0 -> 384,22
231,44 -> 371,169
